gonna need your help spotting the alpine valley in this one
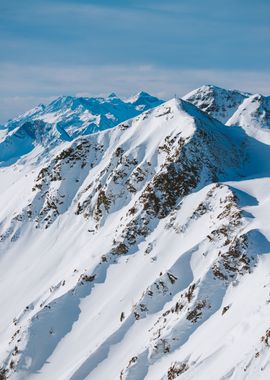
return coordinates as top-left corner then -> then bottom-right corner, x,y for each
1,85 -> 270,380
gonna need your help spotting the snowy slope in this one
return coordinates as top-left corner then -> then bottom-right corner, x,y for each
226,94 -> 270,144
0,89 -> 270,380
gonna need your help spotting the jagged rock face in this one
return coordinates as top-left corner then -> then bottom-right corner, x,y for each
0,100 -> 242,241
184,85 -> 270,147
183,84 -> 250,123
1,91 -> 270,380
119,184 -> 254,379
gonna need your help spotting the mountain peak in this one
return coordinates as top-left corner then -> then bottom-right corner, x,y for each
107,92 -> 118,98
135,90 -> 152,98
183,84 -> 250,123
125,91 -> 163,111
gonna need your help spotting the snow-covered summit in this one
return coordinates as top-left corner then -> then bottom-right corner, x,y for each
124,91 -> 163,111
184,84 -> 270,144
183,84 -> 250,123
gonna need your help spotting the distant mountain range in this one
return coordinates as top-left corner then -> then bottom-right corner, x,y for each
0,85 -> 270,380
0,91 -> 162,164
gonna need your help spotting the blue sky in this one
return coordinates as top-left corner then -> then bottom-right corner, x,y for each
0,0 -> 269,122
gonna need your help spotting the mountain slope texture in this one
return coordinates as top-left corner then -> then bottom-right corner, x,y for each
0,86 -> 270,380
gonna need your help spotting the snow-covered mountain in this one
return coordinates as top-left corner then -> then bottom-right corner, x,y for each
5,92 -> 163,136
0,92 -> 162,165
1,86 -> 270,380
183,84 -> 250,123
184,84 -> 270,144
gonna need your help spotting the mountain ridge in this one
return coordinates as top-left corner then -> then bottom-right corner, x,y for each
1,85 -> 270,380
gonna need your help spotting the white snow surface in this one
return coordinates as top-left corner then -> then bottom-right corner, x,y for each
0,87 -> 270,380
226,94 -> 270,144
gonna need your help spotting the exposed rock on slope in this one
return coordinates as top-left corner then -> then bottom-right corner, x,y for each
183,84 -> 250,123
0,88 -> 270,380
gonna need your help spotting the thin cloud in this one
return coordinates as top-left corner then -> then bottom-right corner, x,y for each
0,63 -> 269,123
1,0 -> 269,69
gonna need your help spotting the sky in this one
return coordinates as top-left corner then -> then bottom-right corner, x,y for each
0,0 -> 270,123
